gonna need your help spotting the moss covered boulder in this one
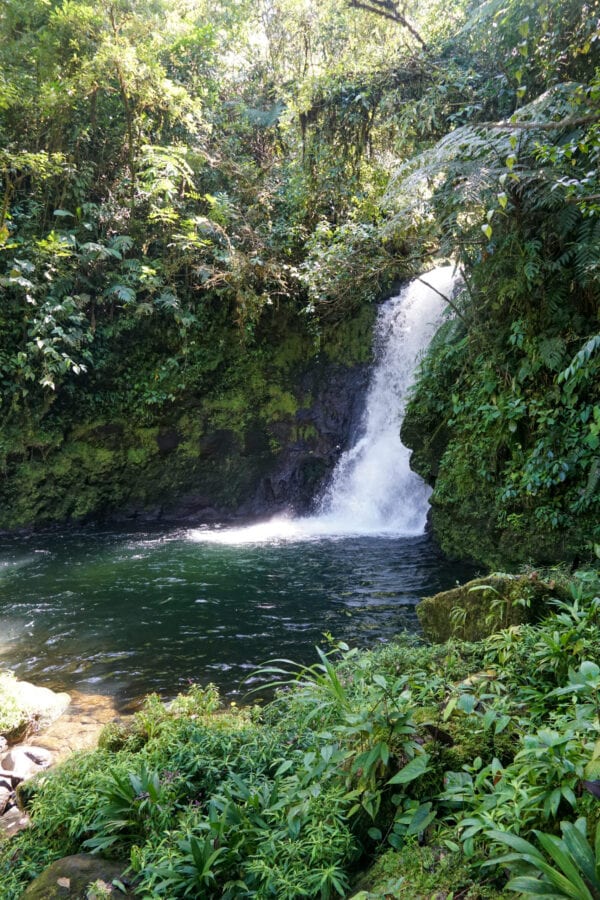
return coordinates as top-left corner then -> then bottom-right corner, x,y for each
0,674 -> 70,742
21,854 -> 134,898
417,573 -> 569,643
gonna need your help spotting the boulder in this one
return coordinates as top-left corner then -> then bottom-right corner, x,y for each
0,782 -> 13,816
417,573 -> 570,643
0,804 -> 30,840
0,674 -> 70,742
29,689 -> 122,763
0,745 -> 53,823
1,744 -> 53,781
21,853 -> 135,898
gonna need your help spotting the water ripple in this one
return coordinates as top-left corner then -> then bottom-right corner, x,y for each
0,527 -> 475,709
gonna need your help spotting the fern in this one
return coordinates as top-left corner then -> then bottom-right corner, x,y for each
555,204 -> 581,239
385,84 -> 593,243
108,235 -> 134,254
105,284 -> 136,304
573,219 -> 600,287
537,337 -> 566,373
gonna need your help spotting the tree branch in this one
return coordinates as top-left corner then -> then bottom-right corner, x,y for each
416,275 -> 469,325
571,193 -> 600,204
347,0 -> 428,49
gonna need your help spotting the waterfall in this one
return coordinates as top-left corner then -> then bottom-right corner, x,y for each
308,264 -> 456,535
190,265 -> 458,544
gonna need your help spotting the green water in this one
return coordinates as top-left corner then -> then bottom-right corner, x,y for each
0,527 -> 475,709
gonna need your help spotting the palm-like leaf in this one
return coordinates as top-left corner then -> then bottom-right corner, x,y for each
487,820 -> 600,900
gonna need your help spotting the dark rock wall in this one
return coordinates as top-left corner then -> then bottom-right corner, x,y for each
0,305 -> 375,531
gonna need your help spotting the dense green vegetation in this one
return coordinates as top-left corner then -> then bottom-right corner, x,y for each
1,0 -> 597,562
1,571 -> 599,898
0,0 -> 386,527
2,4 -> 599,896
400,57 -> 600,565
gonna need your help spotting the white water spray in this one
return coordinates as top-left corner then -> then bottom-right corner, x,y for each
190,266 -> 458,544
309,264 -> 457,535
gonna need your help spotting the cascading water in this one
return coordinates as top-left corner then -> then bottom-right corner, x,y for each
311,264 -> 458,535
191,265 -> 458,543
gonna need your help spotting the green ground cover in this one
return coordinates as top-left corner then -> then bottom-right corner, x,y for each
2,570 -> 599,899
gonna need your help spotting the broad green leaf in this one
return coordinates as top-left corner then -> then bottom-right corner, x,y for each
443,695 -> 458,721
507,876 -> 569,897
405,802 -> 436,836
495,715 -> 511,734
534,831 -> 594,900
487,830 -> 545,860
560,822 -> 599,891
387,753 -> 430,785
109,284 -> 136,303
457,693 -> 477,714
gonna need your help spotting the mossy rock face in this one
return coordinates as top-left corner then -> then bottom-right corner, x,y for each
400,400 -> 450,483
351,841 -> 510,899
15,774 -> 42,812
430,499 -> 595,571
417,573 -> 569,643
0,317 -> 372,531
21,854 -> 135,898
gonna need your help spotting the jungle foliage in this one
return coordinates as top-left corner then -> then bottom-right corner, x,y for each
1,571 -> 599,898
0,1 -> 599,545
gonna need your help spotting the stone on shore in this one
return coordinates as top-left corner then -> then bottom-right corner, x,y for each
0,673 -> 71,742
21,853 -> 136,898
1,744 -> 54,781
0,805 -> 30,840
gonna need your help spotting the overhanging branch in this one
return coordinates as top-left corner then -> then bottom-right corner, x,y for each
416,275 -> 468,325
347,0 -> 428,49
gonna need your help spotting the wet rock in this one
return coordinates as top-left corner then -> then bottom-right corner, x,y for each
1,744 -> 53,781
0,783 -> 13,815
0,676 -> 70,742
86,423 -> 124,451
21,853 -> 135,898
29,690 -> 122,763
0,745 -> 53,823
417,573 -> 570,643
157,428 -> 182,455
246,362 -> 370,516
0,688 -> 122,846
0,804 -> 30,840
199,429 -> 240,459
